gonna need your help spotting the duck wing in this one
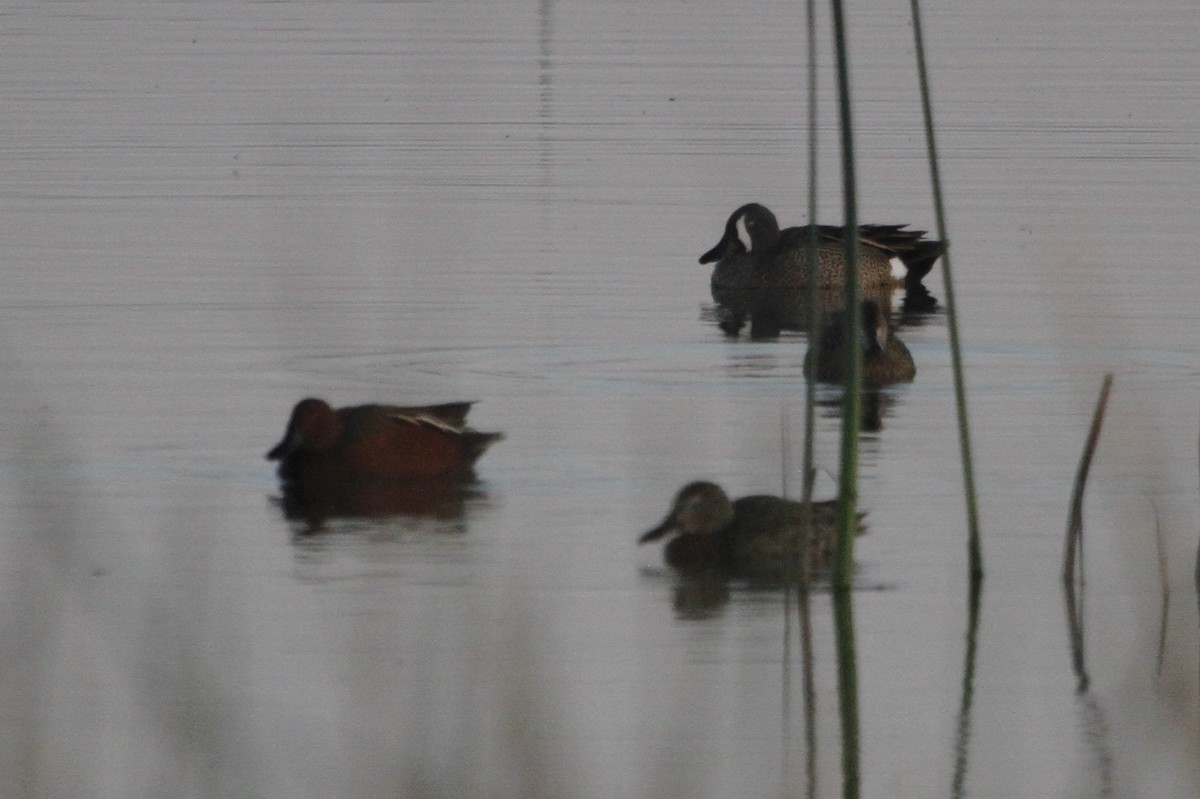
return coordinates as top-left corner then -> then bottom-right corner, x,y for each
380,401 -> 478,432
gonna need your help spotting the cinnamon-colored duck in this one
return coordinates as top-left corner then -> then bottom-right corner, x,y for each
267,398 -> 503,483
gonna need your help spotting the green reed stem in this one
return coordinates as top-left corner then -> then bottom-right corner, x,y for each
829,2 -> 861,797
830,0 -> 860,593
800,2 -> 820,794
801,0 -> 819,509
908,0 -> 983,582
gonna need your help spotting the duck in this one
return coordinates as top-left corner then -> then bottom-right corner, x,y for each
804,299 -> 916,386
639,481 -> 865,577
700,203 -> 943,291
266,398 -> 503,483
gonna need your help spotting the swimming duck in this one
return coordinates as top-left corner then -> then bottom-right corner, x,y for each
639,481 -> 865,577
701,203 -> 943,290
267,398 -> 503,483
804,300 -> 916,386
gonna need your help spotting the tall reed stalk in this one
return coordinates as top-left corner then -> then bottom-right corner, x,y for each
800,0 -> 819,509
829,2 -> 862,796
908,0 -> 983,581
798,0 -> 821,792
829,4 -> 861,589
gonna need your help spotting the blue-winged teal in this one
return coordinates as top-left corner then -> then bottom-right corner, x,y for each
701,203 -> 943,290
639,481 -> 865,576
804,300 -> 916,386
267,398 -> 503,483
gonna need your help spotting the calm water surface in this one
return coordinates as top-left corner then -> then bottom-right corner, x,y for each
1,1 -> 1198,796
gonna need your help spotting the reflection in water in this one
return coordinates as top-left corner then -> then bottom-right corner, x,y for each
950,579 -> 983,799
273,476 -> 481,533
706,284 -> 894,339
668,572 -> 731,620
817,388 -> 894,433
784,573 -> 820,799
1063,573 -> 1117,795
831,586 -> 862,797
707,280 -> 941,339
899,281 -> 940,316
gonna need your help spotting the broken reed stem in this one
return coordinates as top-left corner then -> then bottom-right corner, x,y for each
1062,373 -> 1114,583
908,0 -> 983,582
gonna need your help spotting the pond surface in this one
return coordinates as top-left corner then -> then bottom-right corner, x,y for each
1,0 -> 1198,796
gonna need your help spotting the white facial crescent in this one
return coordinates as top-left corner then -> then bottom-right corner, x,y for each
735,214 -> 752,252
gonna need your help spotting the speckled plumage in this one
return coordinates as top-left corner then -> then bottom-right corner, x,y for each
700,203 -> 943,290
639,481 -> 866,578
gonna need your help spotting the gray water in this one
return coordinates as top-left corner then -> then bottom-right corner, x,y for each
1,1 -> 1198,796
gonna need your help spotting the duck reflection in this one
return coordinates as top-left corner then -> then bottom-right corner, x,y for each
815,390 -> 894,434
707,284 -> 895,339
639,481 -> 867,584
274,476 -> 482,532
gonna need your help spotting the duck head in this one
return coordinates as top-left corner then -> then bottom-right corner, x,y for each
699,204 -> 782,264
639,481 -> 736,543
827,300 -> 890,357
860,300 -> 889,356
267,398 -> 342,460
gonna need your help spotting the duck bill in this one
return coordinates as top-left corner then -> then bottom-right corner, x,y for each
862,315 -> 885,356
266,432 -> 298,461
638,517 -> 678,544
699,235 -> 736,265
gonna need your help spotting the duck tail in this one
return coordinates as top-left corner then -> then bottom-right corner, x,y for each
898,239 -> 944,286
460,431 -> 505,464
420,401 -> 477,429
